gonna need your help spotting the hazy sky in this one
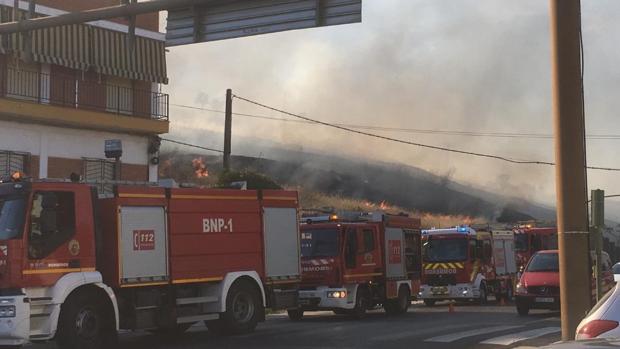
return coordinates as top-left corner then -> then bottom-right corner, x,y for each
163,0 -> 620,210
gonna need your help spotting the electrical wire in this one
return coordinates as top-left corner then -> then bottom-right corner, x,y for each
170,103 -> 620,140
231,95 -> 620,172
160,138 -> 224,153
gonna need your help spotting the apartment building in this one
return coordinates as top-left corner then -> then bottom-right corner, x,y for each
0,0 -> 168,187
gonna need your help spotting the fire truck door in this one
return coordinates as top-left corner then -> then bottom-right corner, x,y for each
26,191 -> 81,277
354,227 -> 381,277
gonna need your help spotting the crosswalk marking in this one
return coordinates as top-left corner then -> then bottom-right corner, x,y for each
371,323 -> 473,342
424,325 -> 522,343
480,327 -> 561,346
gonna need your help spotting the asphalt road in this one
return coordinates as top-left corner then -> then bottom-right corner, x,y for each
27,301 -> 562,349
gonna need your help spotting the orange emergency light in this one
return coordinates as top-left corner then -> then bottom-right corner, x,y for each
10,171 -> 22,182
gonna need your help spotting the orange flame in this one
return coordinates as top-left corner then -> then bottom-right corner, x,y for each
192,157 -> 209,178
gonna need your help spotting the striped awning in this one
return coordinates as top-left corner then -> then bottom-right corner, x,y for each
0,6 -> 168,84
92,27 -> 168,84
30,24 -> 90,70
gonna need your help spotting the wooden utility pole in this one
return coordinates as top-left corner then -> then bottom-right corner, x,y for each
223,89 -> 232,172
549,0 -> 591,341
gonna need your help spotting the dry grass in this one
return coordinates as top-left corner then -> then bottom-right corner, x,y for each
297,190 -> 484,229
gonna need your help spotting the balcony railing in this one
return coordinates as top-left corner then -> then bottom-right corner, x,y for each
0,67 -> 169,121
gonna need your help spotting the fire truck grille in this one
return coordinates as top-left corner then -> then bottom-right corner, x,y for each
527,286 -> 559,296
426,274 -> 457,286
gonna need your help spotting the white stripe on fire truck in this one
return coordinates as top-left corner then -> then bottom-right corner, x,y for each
320,259 -> 328,265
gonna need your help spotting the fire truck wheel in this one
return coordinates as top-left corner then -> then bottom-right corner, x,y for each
423,299 -> 436,307
384,286 -> 410,315
478,282 -> 488,305
56,290 -> 116,349
350,288 -> 369,319
395,286 -> 411,314
206,279 -> 261,335
287,309 -> 304,321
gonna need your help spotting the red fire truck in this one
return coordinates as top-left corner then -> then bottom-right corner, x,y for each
288,212 -> 422,320
0,179 -> 301,348
419,226 -> 517,305
513,226 -> 557,271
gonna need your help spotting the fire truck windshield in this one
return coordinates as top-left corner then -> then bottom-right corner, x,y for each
514,234 -> 529,252
423,238 -> 468,262
301,229 -> 339,257
526,252 -> 559,272
0,196 -> 26,240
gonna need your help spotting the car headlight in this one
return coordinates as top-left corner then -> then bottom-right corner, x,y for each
515,283 -> 527,295
327,291 -> 347,298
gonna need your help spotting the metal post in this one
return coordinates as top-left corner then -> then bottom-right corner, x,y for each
550,0 -> 591,340
591,189 -> 605,301
223,88 -> 232,172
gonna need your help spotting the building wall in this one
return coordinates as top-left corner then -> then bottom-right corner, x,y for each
0,120 -> 152,181
35,0 -> 159,32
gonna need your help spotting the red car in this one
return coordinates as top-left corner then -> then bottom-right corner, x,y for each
515,250 -> 614,316
515,250 -> 560,315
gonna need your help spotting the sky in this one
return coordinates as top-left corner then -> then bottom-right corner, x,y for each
162,0 -> 620,212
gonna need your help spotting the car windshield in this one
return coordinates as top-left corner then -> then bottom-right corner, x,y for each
301,229 -> 339,257
0,196 -> 26,240
423,238 -> 468,262
514,234 -> 528,252
526,253 -> 559,272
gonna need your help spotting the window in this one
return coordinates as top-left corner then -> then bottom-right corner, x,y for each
344,228 -> 357,269
469,239 -> 477,260
483,239 -> 492,262
28,191 -> 76,259
83,158 -> 116,194
300,229 -> 339,257
362,229 -> 375,253
0,150 -> 28,178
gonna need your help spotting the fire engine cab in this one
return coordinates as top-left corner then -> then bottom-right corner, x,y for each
289,212 -> 422,320
513,226 -> 557,271
419,226 -> 517,305
0,178 -> 301,348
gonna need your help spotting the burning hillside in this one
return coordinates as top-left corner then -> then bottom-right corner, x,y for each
157,150 -> 553,223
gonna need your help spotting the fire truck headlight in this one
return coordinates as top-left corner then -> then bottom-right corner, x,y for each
327,291 -> 347,299
515,283 -> 527,295
0,302 -> 16,318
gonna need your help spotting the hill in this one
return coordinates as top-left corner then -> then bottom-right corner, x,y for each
158,149 -> 556,225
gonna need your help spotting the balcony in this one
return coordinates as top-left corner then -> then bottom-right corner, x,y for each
0,67 -> 169,134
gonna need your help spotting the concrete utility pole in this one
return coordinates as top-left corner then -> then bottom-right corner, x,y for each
591,189 -> 605,301
223,89 -> 233,172
549,0 -> 591,341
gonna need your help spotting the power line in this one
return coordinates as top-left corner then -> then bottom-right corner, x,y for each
231,95 -> 620,172
170,103 -> 620,140
160,138 -> 224,153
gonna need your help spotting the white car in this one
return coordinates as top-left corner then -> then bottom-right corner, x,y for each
575,275 -> 620,339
